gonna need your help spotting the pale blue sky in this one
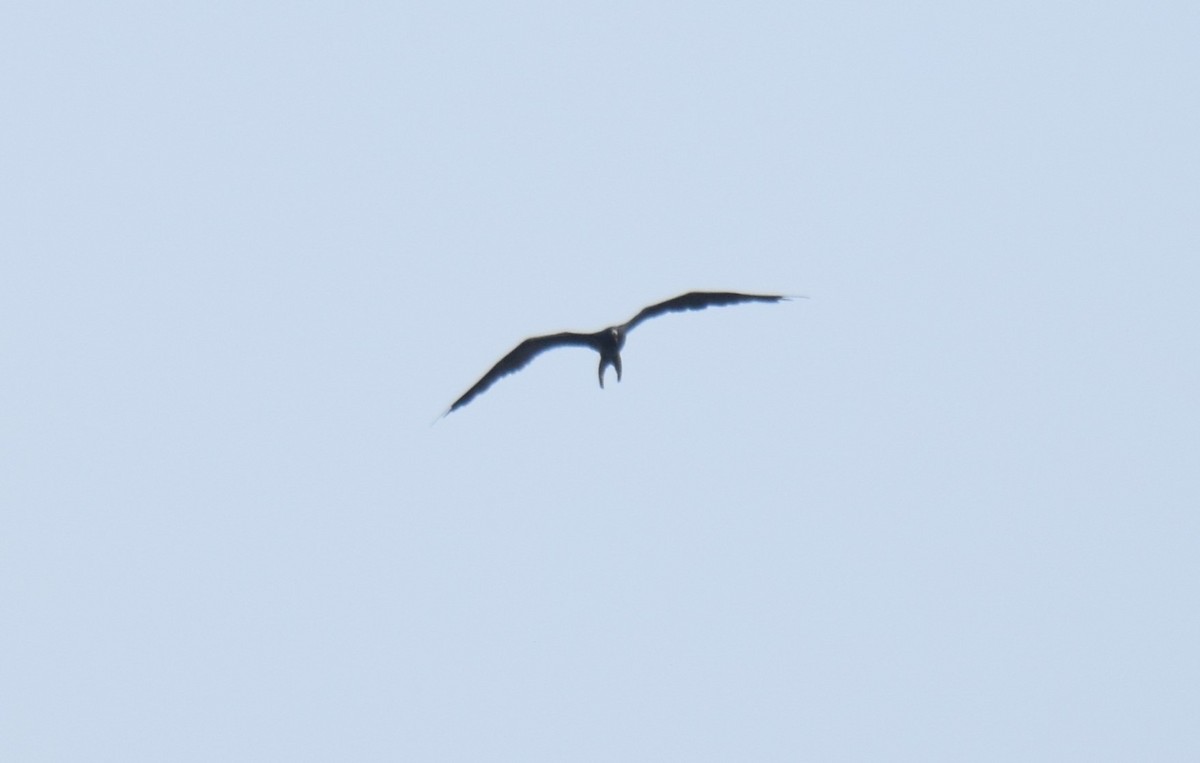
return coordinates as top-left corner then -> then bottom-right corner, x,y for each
3,2 -> 1198,760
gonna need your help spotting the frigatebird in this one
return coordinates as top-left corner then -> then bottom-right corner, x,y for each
444,291 -> 791,415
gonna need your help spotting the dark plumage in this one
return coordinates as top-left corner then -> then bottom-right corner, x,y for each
444,291 -> 790,415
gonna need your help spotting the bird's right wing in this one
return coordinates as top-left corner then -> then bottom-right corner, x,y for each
446,332 -> 598,414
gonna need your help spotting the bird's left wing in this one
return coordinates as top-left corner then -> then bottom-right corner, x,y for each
445,332 -> 598,414
622,291 -> 788,332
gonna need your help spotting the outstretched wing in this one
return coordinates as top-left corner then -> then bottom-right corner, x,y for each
622,291 -> 788,332
446,332 -> 599,414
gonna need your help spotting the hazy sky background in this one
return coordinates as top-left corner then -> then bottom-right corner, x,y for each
3,1 -> 1198,760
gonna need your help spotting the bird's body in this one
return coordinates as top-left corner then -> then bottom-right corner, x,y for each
444,291 -> 790,415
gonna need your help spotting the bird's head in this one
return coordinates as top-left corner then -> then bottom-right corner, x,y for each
608,326 -> 625,348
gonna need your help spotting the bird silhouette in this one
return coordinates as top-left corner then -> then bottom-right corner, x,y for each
444,291 -> 792,415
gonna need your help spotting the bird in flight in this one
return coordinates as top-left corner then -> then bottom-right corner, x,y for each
444,291 -> 792,415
